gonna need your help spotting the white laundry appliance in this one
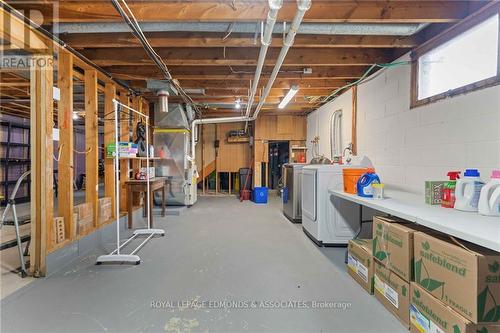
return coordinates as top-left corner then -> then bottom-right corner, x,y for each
301,157 -> 372,246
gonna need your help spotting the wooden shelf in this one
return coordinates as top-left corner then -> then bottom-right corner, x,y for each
227,136 -> 250,143
291,146 -> 308,150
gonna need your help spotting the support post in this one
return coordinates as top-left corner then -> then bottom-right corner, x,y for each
57,50 -> 74,240
119,92 -> 130,212
104,83 -> 116,219
85,69 -> 99,227
30,55 -> 54,276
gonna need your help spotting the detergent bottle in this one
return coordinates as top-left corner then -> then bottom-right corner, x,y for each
441,171 -> 461,208
478,170 -> 500,216
454,169 -> 484,212
356,168 -> 380,198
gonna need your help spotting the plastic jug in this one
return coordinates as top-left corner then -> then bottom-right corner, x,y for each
356,168 -> 380,198
454,169 -> 484,212
441,171 -> 461,208
478,170 -> 500,216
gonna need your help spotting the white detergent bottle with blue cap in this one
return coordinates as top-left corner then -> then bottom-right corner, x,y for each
454,169 -> 485,212
478,170 -> 500,216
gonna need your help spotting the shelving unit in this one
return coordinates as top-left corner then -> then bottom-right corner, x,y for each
0,121 -> 31,205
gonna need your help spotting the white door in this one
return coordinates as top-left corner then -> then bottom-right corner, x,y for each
302,169 -> 317,221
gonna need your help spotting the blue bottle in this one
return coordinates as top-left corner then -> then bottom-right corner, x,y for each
357,169 -> 381,198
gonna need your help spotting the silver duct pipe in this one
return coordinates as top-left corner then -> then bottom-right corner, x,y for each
58,22 -> 427,36
245,0 -> 283,120
251,0 -> 312,120
330,110 -> 342,159
189,0 -> 311,163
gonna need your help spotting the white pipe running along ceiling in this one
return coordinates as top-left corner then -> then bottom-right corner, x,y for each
188,0 -> 311,163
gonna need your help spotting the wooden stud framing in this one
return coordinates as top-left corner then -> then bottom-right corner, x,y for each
104,82 -> 116,218
119,92 -> 130,212
30,55 -> 54,276
57,50 -> 74,241
84,69 -> 99,226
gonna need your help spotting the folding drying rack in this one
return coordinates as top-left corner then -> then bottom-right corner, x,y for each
96,99 -> 164,265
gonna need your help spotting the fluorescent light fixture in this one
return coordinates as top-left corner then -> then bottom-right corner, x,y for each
235,99 -> 241,109
278,85 -> 299,109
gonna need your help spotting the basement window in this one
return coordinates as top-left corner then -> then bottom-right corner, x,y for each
412,10 -> 500,107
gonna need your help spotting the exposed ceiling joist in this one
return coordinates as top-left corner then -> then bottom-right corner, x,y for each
61,32 -> 420,49
19,1 -> 474,23
80,47 -> 392,67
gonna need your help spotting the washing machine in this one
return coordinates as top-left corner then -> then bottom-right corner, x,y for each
282,163 -> 306,223
301,157 -> 372,246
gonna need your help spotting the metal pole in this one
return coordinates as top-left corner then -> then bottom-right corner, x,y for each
113,99 -> 121,255
145,115 -> 151,230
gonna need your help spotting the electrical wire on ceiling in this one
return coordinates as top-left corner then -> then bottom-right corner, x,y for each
110,0 -> 201,116
313,61 -> 411,107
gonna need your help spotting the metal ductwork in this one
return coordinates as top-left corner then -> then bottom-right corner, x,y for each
58,22 -> 428,36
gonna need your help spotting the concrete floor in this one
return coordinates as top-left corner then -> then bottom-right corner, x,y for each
1,195 -> 406,333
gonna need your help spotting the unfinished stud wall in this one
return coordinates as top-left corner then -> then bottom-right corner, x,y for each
307,53 -> 500,194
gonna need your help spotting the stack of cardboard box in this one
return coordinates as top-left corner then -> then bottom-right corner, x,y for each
410,232 -> 500,333
372,216 -> 419,328
74,203 -> 93,236
347,216 -> 500,332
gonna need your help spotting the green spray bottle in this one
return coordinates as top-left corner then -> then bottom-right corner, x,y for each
441,171 -> 461,208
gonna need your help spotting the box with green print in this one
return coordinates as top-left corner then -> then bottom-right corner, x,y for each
372,216 -> 429,282
410,283 -> 500,333
374,260 -> 410,327
347,239 -> 374,294
414,232 -> 500,324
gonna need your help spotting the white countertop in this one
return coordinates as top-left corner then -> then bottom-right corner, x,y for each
329,189 -> 500,252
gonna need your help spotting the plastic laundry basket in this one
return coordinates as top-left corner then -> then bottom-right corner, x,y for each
343,168 -> 368,194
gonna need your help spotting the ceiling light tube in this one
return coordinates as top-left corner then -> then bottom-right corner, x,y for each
278,85 -> 299,109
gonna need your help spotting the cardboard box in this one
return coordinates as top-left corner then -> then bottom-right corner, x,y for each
414,232 -> 500,324
410,283 -> 500,333
347,239 -> 374,294
374,261 -> 410,327
98,197 -> 112,224
74,202 -> 92,220
74,203 -> 93,236
425,181 -> 446,205
77,216 -> 93,236
373,216 -> 420,282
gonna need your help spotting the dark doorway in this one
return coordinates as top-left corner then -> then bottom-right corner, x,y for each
268,141 -> 289,190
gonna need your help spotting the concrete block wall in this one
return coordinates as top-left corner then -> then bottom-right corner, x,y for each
307,54 -> 500,195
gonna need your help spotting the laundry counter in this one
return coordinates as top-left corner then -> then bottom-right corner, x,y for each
329,189 -> 500,252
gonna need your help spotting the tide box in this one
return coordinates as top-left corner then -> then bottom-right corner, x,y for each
373,216 -> 424,282
347,239 -> 374,294
374,260 -> 410,327
410,283 -> 500,333
414,232 -> 500,324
